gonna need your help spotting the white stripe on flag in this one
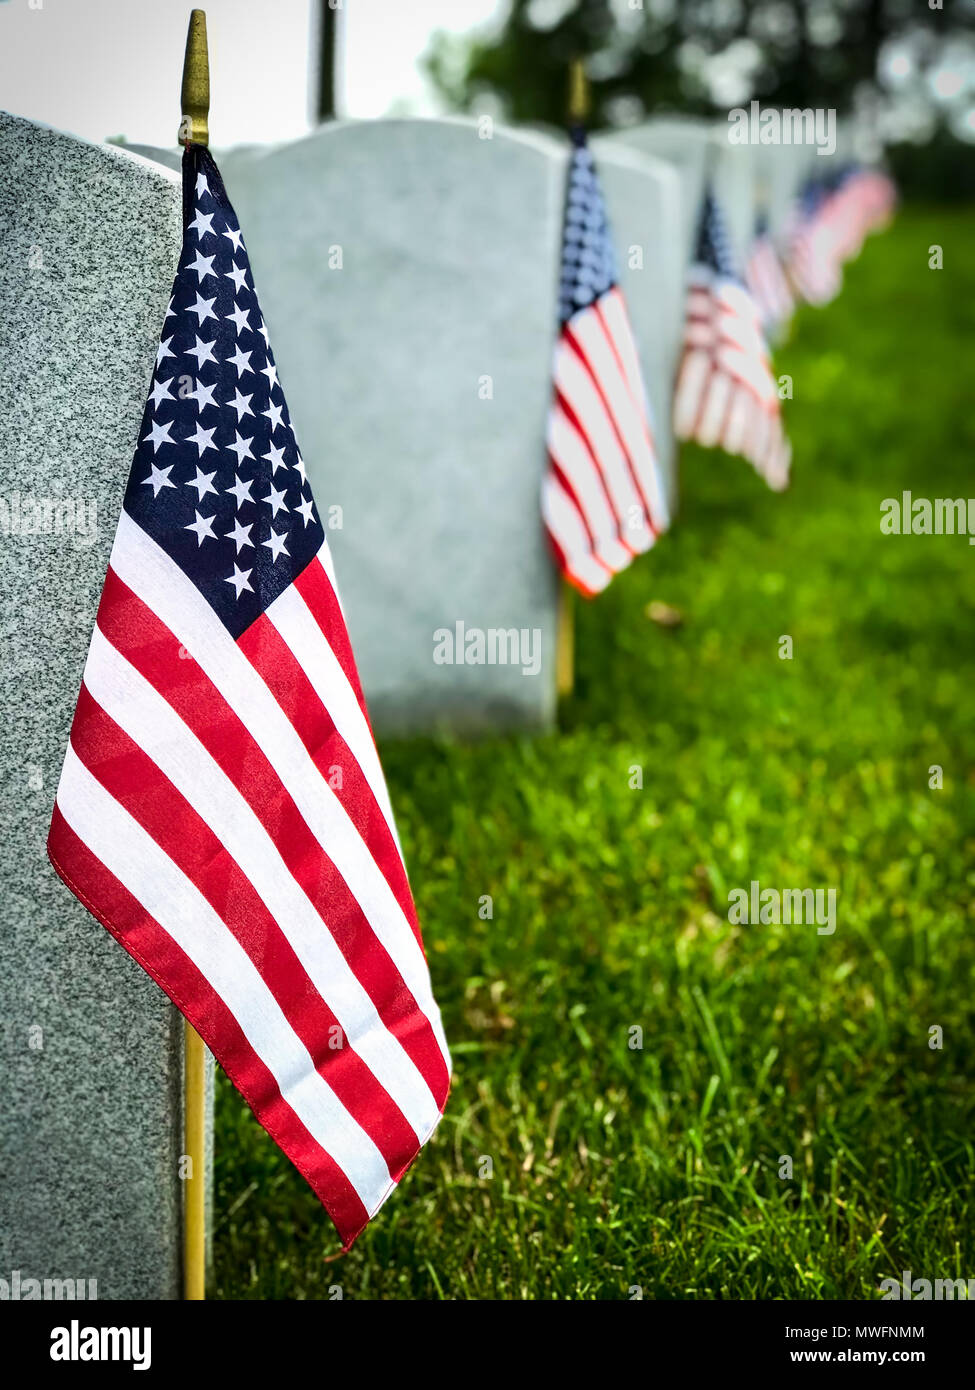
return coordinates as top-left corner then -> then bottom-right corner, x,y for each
716,341 -> 777,406
599,290 -> 670,532
601,288 -> 649,416
265,581 -> 403,857
571,310 -> 667,531
722,383 -> 752,458
673,350 -> 710,440
553,335 -> 645,529
541,473 -> 613,595
547,406 -> 636,568
696,372 -> 733,448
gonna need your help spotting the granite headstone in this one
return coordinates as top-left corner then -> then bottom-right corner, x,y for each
611,117 -> 757,275
0,112 -> 212,1300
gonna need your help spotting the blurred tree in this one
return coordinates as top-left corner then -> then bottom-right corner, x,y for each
425,0 -> 974,129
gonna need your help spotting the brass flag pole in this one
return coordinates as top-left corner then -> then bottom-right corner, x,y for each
556,58 -> 590,701
179,8 -> 210,149
179,6 -> 210,1304
567,55 -> 588,130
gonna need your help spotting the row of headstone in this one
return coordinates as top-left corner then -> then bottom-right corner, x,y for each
0,103 -> 867,1299
123,114 -> 861,740
611,113 -> 857,258
124,114 -> 794,738
128,118 -> 692,736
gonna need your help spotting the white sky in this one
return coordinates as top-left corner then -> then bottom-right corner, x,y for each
0,0 -> 503,148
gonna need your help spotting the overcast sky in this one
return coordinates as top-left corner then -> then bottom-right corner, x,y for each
0,0 -> 503,148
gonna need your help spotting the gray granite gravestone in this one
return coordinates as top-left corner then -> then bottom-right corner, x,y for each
0,112 -> 212,1300
136,119 -> 567,736
590,139 -> 684,518
611,118 -> 757,276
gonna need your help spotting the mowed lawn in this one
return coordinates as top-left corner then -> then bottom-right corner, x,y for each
213,206 -> 975,1300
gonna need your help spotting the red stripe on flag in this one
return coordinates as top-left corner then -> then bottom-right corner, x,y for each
594,295 -> 659,460
553,383 -> 634,552
546,453 -> 619,581
237,611 -> 421,947
563,323 -> 658,535
547,452 -> 595,550
293,556 -> 370,721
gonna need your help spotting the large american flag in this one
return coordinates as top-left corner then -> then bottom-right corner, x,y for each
541,126 -> 669,597
673,188 -> 790,492
47,147 -> 450,1249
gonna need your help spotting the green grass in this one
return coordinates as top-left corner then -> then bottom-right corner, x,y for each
213,206 -> 975,1300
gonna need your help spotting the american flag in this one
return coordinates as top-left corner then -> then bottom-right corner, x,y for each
786,177 -> 844,306
541,126 -> 669,597
847,166 -> 897,242
786,164 -> 896,309
47,147 -> 450,1249
745,209 -> 795,337
673,187 -> 790,492
806,165 -> 895,277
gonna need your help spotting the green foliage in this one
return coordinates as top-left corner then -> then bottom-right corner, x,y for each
213,208 -> 975,1300
888,128 -> 975,205
423,0 -> 964,128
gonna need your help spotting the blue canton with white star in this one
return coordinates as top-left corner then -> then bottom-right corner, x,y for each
558,126 -> 619,325
124,146 -> 324,639
695,187 -> 741,282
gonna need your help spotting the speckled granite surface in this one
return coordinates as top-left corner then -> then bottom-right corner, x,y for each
0,112 -> 211,1299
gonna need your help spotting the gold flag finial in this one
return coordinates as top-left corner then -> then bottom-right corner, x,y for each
179,9 -> 210,148
568,58 -> 589,124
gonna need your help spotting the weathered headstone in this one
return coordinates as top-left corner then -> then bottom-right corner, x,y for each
134,118 -> 567,735
0,112 -> 212,1300
590,138 -> 684,515
611,118 -> 757,275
